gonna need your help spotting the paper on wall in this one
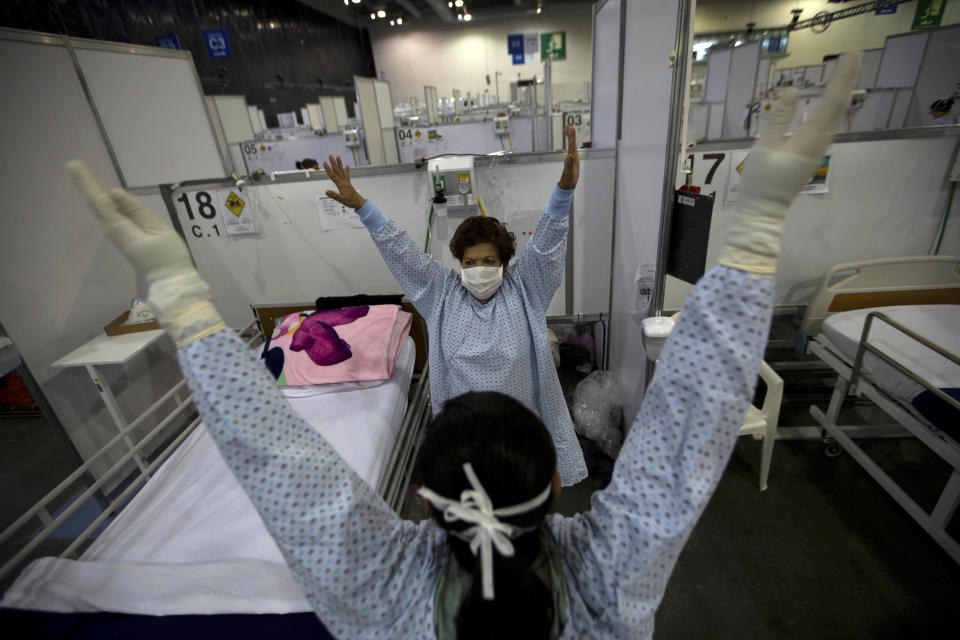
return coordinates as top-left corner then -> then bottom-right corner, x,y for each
317,195 -> 365,230
633,263 -> 656,324
216,189 -> 260,236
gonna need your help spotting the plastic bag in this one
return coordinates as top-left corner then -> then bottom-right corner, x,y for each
572,371 -> 624,459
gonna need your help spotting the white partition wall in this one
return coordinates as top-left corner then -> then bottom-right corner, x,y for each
704,47 -> 732,103
376,80 -> 399,164
319,95 -> 343,132
355,77 -> 385,164
590,0 -> 622,149
875,31 -> 929,89
356,77 -> 399,165
609,0 -> 689,422
424,85 -> 439,125
248,105 -> 263,135
665,132 -> 960,310
857,48 -> 883,89
722,42 -> 760,139
211,95 -> 256,144
905,25 -> 960,127
73,42 -> 226,187
306,102 -> 323,130
0,29 -> 196,484
163,152 -> 614,326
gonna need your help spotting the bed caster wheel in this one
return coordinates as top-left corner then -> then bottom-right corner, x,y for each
823,442 -> 843,458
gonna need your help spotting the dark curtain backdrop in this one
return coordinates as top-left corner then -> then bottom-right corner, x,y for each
0,0 -> 375,126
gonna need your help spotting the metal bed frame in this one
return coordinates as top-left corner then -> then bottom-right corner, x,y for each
0,317 -> 432,587
799,255 -> 960,563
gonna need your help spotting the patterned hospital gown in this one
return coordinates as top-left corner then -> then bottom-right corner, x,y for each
354,185 -> 587,486
179,264 -> 773,639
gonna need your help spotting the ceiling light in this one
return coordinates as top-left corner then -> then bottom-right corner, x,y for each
448,1 -> 453,6
352,0 -> 361,3
377,9 -> 386,18
370,12 -> 376,19
390,20 -> 395,26
464,13 -> 472,21
457,13 -> 463,21
537,7 -> 542,14
455,0 -> 463,7
344,0 -> 349,5
397,17 -> 403,25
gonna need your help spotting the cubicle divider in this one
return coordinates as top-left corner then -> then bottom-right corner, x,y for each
0,27 -> 226,487
668,128 -> 960,311
238,134 -> 368,173
395,118 -> 539,163
355,76 -> 399,165
162,149 -> 615,328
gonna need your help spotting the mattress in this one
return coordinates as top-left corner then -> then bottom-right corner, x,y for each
1,338 -> 416,616
818,304 -> 959,433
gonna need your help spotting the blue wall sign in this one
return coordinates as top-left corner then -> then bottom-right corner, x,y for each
155,34 -> 181,50
203,29 -> 232,58
875,5 -> 897,14
507,33 -> 524,56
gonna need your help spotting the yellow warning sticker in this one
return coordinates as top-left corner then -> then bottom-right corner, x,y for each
225,191 -> 245,217
736,157 -> 746,174
414,129 -> 422,138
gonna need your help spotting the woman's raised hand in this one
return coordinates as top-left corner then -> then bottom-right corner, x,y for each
558,125 -> 579,190
323,155 -> 367,210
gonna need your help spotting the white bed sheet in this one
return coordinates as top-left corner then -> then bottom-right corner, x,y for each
819,304 -> 960,405
1,338 -> 415,615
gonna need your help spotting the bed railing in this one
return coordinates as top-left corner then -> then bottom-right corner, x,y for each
379,364 -> 431,512
0,321 -> 262,586
846,311 -> 960,417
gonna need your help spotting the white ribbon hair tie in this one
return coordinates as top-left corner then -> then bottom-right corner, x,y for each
418,462 -> 553,600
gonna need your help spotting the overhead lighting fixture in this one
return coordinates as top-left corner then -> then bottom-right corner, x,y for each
537,7 -> 542,14
455,0 -> 463,7
448,1 -> 453,6
377,9 -> 386,18
464,13 -> 472,21
370,12 -> 376,19
344,0 -> 349,5
352,0 -> 361,3
390,20 -> 395,26
457,13 -> 463,21
397,17 -> 403,25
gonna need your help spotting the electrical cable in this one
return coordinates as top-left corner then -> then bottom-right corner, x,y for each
424,202 -> 434,252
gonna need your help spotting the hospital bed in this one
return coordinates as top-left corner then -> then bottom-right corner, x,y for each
0,303 -> 431,633
798,256 -> 960,562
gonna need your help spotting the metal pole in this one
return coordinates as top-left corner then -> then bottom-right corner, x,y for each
645,0 -> 694,390
544,58 -> 553,151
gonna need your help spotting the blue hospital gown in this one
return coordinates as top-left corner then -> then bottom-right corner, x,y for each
178,264 -> 773,639
354,185 -> 587,486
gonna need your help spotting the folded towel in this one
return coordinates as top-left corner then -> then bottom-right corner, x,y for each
263,305 -> 412,387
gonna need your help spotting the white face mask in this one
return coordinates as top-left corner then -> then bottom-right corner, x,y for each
460,265 -> 503,300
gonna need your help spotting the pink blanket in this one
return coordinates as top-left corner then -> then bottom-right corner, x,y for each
263,305 -> 412,386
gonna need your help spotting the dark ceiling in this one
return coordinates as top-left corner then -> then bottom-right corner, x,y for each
336,0 -> 592,25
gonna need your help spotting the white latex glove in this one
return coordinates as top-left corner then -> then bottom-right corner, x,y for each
67,161 -> 225,346
718,52 -> 862,275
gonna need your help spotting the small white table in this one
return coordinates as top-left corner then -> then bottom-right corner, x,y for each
52,330 -> 169,474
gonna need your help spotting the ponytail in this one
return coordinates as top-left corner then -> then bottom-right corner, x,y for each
456,548 -> 554,640
418,391 -> 559,640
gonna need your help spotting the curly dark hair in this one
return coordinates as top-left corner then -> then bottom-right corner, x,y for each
449,216 -> 516,265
